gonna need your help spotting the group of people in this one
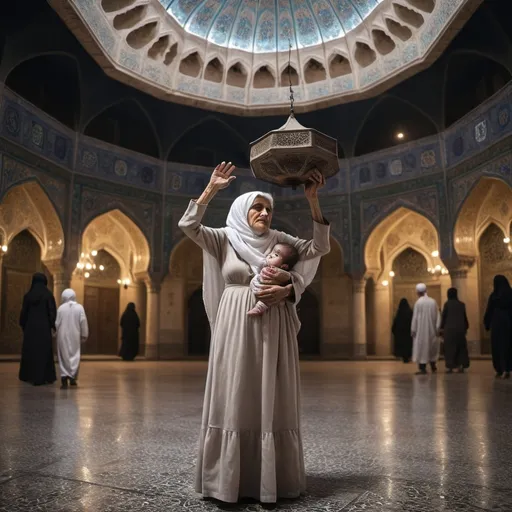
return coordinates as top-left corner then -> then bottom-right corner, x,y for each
14,158 -> 512,506
18,273 -> 141,388
392,276 -> 512,378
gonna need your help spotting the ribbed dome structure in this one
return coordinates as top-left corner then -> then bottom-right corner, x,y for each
50,0 -> 481,114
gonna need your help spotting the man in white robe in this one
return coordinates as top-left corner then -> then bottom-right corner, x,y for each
411,283 -> 441,375
55,289 -> 89,388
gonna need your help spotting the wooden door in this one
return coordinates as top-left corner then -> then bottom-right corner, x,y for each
187,288 -> 210,356
297,289 -> 321,357
83,286 -> 120,354
1,231 -> 43,354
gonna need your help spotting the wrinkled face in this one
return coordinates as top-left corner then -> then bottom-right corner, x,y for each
247,196 -> 273,235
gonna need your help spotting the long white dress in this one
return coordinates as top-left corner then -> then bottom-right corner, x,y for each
179,200 -> 330,503
56,289 -> 89,378
411,295 -> 441,364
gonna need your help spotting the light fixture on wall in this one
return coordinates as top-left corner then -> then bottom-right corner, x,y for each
389,270 -> 395,277
396,132 -> 405,140
504,237 -> 510,244
117,278 -> 131,290
76,250 -> 106,279
1,245 -> 7,253
431,250 -> 439,257
382,280 -> 389,287
427,265 -> 449,275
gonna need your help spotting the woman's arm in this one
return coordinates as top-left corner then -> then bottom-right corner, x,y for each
178,162 -> 236,257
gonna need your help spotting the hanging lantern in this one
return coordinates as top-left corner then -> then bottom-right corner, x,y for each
250,44 -> 340,188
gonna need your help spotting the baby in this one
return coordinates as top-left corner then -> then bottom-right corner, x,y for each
248,242 -> 300,316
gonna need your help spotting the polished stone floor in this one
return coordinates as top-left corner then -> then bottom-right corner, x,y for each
1,360 -> 512,511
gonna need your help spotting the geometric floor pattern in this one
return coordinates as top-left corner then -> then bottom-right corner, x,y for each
1,360 -> 512,511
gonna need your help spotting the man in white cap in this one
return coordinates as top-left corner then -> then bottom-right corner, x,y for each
411,283 -> 441,374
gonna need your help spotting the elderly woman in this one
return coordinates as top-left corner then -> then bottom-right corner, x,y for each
179,162 -> 330,504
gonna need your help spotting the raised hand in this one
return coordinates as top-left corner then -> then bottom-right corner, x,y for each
304,169 -> 325,200
209,161 -> 236,190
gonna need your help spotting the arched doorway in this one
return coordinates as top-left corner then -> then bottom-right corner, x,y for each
187,288 -> 210,356
75,209 -> 150,355
297,289 -> 320,356
454,177 -> 512,355
0,230 -> 52,354
479,223 -> 512,354
364,207 -> 447,355
82,250 -> 121,355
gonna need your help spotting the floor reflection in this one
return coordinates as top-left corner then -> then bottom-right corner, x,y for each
0,360 -> 511,511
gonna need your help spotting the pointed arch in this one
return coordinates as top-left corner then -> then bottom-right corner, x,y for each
353,95 -> 439,156
0,180 -> 65,261
81,209 -> 150,277
84,98 -> 161,158
444,50 -> 511,127
5,52 -> 81,129
167,116 -> 249,167
454,177 -> 512,259
364,207 -> 441,280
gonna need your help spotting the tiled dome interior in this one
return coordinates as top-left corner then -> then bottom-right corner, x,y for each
159,0 -> 382,53
51,0 -> 479,114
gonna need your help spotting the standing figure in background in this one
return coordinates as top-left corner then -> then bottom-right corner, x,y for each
19,272 -> 57,386
411,283 -> 441,375
484,275 -> 512,379
392,298 -> 413,363
55,288 -> 89,388
440,288 -> 470,373
119,302 -> 140,361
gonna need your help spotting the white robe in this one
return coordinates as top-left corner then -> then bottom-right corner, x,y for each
411,295 -> 441,364
56,293 -> 89,378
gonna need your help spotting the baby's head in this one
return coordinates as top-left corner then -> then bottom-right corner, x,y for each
266,243 -> 300,270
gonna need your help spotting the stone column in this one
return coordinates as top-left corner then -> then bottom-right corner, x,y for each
53,271 -> 71,307
374,283 -> 391,356
353,278 -> 367,359
450,267 -> 481,355
145,280 -> 161,360
0,253 -> 4,332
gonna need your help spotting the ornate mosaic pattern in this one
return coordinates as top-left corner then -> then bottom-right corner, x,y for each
160,0 -> 382,53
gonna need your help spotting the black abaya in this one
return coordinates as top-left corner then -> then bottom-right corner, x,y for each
484,275 -> 512,374
19,273 -> 57,385
392,299 -> 413,362
441,290 -> 470,370
119,303 -> 140,361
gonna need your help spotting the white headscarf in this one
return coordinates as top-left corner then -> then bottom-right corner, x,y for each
202,191 -> 323,329
225,191 -> 278,275
416,283 -> 427,293
61,288 -> 77,306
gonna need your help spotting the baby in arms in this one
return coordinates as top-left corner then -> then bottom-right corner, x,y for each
247,243 -> 300,316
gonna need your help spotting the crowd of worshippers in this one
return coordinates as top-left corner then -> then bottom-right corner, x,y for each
392,275 -> 512,377
16,272 -> 512,385
18,273 -> 141,388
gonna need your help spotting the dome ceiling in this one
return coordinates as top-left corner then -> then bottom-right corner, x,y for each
50,0 -> 482,115
160,0 -> 382,53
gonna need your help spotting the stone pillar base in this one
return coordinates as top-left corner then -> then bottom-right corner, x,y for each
353,343 -> 367,359
468,338 -> 481,356
145,344 -> 159,360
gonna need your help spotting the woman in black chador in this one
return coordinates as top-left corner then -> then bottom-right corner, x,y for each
484,275 -> 512,379
392,298 -> 413,363
19,272 -> 57,385
119,302 -> 140,361
440,288 -> 470,373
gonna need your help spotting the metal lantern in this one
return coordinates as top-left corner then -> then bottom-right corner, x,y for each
249,43 -> 340,188
249,114 -> 339,188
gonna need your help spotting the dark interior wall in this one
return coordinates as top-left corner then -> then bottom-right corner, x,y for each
0,0 -> 511,161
